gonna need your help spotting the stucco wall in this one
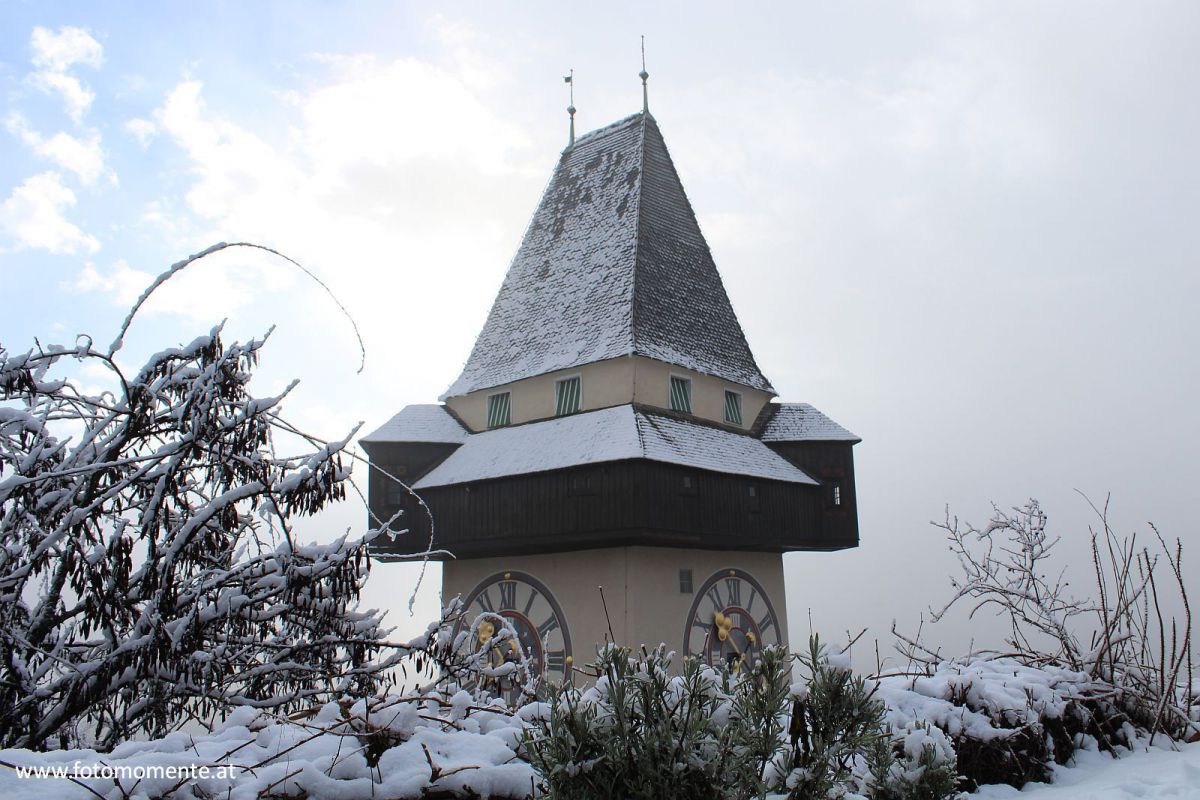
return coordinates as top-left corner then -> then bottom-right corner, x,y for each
443,546 -> 789,668
445,356 -> 774,433
630,358 -> 773,431
445,357 -> 635,431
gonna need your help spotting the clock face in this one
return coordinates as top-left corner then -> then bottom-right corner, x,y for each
683,568 -> 781,673
456,571 -> 572,700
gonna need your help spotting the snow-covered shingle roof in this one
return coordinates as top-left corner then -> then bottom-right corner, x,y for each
759,403 -> 860,442
442,112 -> 773,399
359,404 -> 468,445
412,405 -> 814,489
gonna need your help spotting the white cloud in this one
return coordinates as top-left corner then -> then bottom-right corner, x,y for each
66,249 -> 269,323
0,171 -> 100,254
28,26 -> 104,122
125,117 -> 158,148
30,26 -> 103,72
29,71 -> 95,123
7,114 -> 115,186
66,260 -> 152,305
136,33 -> 537,344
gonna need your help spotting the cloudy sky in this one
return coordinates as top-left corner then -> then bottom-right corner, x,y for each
2,1 -> 1196,662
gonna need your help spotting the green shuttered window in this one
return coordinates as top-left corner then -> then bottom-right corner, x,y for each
724,390 -> 743,425
555,376 -> 581,416
669,376 -> 692,413
486,392 -> 511,428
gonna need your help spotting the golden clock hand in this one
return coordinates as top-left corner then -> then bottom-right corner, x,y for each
713,611 -> 729,642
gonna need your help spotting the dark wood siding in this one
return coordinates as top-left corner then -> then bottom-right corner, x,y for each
368,455 -> 857,560
360,441 -> 459,537
764,442 -> 860,547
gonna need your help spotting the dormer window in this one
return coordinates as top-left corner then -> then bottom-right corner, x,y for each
724,390 -> 743,425
555,376 -> 582,416
669,376 -> 692,413
486,391 -> 511,428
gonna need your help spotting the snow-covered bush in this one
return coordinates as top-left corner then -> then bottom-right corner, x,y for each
787,636 -> 961,800
863,721 -> 960,800
524,639 -> 963,800
524,643 -> 792,800
876,657 -> 1134,790
929,499 -> 1196,744
785,636 -> 889,797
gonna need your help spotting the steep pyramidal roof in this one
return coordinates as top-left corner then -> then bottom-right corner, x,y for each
443,112 -> 773,398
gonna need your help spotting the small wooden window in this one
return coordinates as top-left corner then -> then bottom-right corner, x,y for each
679,569 -> 693,594
748,483 -> 760,513
680,474 -> 697,496
486,392 -> 511,428
827,480 -> 842,508
555,376 -> 582,416
669,376 -> 692,413
724,390 -> 743,425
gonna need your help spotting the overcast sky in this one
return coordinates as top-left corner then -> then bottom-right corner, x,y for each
2,1 -> 1196,664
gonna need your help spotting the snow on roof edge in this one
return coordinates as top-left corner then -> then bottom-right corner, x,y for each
359,404 -> 468,445
413,405 -> 816,490
759,403 -> 860,443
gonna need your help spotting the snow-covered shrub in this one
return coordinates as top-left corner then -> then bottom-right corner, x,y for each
524,643 -> 792,800
929,499 -> 1196,744
876,657 -> 1130,790
863,722 -> 960,800
785,636 -> 890,798
523,638 -> 962,800
787,636 -> 961,800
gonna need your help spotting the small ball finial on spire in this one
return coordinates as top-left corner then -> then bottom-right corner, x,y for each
639,36 -> 650,115
564,69 -> 576,148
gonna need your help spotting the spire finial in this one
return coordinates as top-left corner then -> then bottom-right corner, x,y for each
564,69 -> 576,149
639,36 -> 649,115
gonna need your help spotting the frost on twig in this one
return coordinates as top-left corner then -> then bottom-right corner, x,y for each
922,498 -> 1196,742
0,246 -> 510,751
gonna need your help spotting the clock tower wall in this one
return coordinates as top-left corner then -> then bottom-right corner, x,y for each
624,547 -> 788,657
443,545 -> 788,670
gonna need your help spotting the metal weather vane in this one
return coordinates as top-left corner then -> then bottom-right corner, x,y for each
565,68 -> 576,148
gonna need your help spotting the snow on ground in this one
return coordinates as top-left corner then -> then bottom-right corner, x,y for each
3,735 -> 1197,800
974,741 -> 1200,799
0,699 -> 538,800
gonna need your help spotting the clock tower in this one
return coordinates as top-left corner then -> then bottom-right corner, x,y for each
362,102 -> 860,692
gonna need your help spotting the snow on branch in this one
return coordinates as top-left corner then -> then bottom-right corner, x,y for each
0,246 -> 525,752
923,498 -> 1196,743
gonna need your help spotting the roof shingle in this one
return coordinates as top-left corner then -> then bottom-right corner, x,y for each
759,403 -> 860,442
360,404 -> 468,445
443,113 -> 773,398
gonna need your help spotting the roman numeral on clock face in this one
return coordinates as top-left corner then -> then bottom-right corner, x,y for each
499,580 -> 517,609
757,612 -> 776,635
707,586 -> 723,612
725,578 -> 742,606
546,650 -> 566,671
474,588 -> 494,613
537,615 -> 559,638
